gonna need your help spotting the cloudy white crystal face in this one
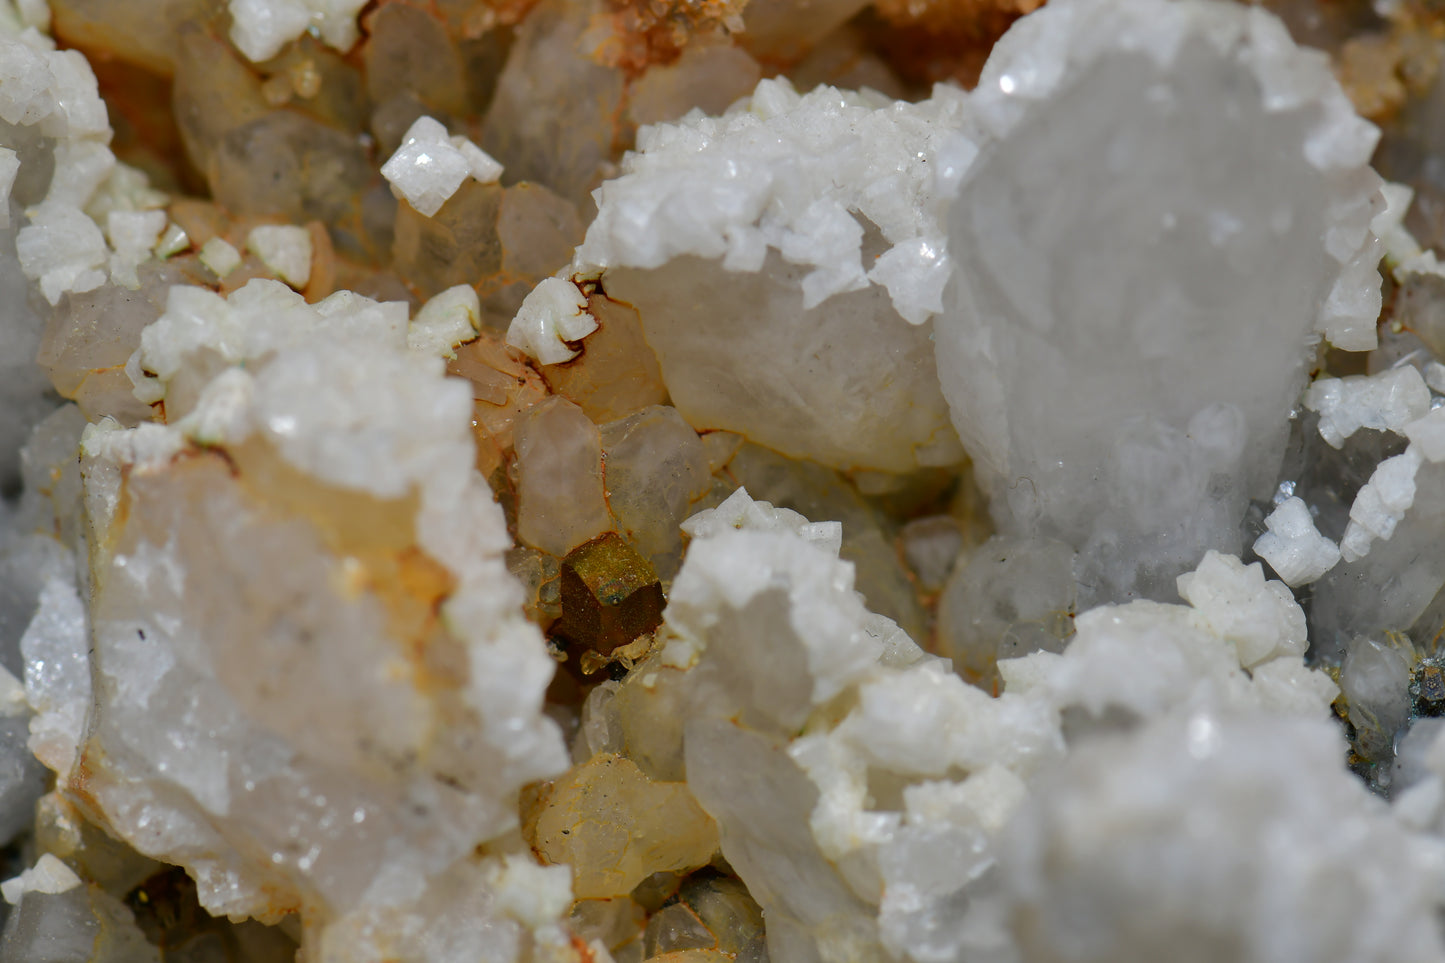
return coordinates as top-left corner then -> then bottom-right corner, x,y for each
999,707 -> 1445,963
934,0 -> 1387,604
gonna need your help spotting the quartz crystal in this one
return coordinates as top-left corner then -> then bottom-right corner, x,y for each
935,0 -> 1387,603
5,0 -> 1445,961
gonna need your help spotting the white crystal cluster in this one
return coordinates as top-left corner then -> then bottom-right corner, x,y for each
0,22 -> 168,305
19,277 -> 574,954
1254,496 -> 1341,586
1255,363 -> 1445,593
572,79 -> 970,323
508,79 -> 970,473
1001,708 -> 1445,963
593,489 -> 1429,963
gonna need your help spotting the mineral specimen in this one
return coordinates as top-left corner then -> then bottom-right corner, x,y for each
6,0 -> 1445,961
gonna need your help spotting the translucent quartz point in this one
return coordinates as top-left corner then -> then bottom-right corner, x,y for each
935,0 -> 1386,604
524,753 -> 718,899
1340,634 -> 1413,759
1309,461 -> 1445,660
599,405 -> 712,581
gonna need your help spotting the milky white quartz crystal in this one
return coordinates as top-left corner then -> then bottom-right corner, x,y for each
512,396 -> 612,557
934,0 -> 1388,604
509,79 -> 969,473
27,277 -> 571,951
936,534 -> 1077,681
381,116 -> 505,218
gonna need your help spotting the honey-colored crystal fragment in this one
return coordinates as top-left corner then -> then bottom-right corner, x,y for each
524,753 -> 718,899
541,293 -> 666,423
558,533 -> 665,656
447,330 -> 550,480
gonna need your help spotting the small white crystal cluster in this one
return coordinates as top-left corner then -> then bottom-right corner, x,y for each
1253,496 -> 1341,586
228,0 -> 369,63
0,17 -> 168,305
382,116 -> 504,218
1256,363 -> 1445,587
1306,366 -> 1431,449
572,78 -> 971,323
